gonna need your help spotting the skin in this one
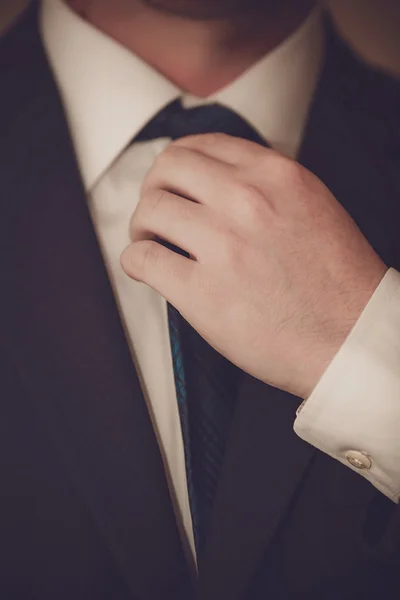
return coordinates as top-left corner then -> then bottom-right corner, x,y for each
68,0 -> 317,95
68,0 -> 387,398
121,136 -> 386,399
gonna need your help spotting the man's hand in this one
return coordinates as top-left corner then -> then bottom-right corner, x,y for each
121,134 -> 387,399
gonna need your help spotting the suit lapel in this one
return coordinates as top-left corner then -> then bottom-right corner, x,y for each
197,380 -> 315,600
198,23 -> 400,600
1,7 -> 193,599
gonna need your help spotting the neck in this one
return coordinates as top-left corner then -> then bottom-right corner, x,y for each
70,1 -> 317,96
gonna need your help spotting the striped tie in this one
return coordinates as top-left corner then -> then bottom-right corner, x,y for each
135,100 -> 269,554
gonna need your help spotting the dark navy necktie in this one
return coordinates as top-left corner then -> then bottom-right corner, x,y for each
134,100 -> 269,554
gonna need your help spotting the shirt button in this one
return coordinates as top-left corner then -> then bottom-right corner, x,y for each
345,450 -> 372,470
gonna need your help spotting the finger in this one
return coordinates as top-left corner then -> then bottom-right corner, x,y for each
173,132 -> 278,165
175,134 -> 299,205
142,144 -> 237,210
121,239 -> 197,308
132,189 -> 211,260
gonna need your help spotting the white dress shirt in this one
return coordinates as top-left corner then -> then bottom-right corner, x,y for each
41,0 -> 400,562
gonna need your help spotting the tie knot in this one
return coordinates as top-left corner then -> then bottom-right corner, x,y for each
135,99 -> 268,146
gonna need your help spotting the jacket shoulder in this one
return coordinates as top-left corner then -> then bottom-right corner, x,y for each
0,2 -> 51,128
324,19 -> 400,123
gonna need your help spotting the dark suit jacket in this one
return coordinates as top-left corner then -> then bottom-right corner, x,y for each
1,3 -> 400,599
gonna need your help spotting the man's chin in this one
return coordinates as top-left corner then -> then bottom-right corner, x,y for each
141,0 -> 270,21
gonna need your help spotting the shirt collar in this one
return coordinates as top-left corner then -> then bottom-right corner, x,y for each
183,8 -> 324,159
40,0 -> 324,192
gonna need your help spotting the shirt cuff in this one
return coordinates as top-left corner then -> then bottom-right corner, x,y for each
294,268 -> 400,503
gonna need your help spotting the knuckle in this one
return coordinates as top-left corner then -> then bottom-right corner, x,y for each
149,145 -> 174,173
130,241 -> 159,275
283,158 -> 303,183
201,132 -> 229,145
255,149 -> 286,171
234,182 -> 265,223
271,154 -> 300,182
176,197 -> 195,223
217,228 -> 244,268
184,132 -> 228,145
145,188 -> 167,214
251,152 -> 306,199
130,189 -> 165,235
158,142 -> 182,163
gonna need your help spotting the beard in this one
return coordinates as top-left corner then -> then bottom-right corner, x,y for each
140,0 -> 281,20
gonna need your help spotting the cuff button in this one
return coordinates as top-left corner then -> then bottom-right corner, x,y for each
345,450 -> 372,470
